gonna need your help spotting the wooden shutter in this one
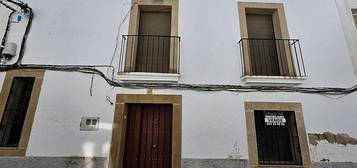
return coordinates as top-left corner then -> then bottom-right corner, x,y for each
135,11 -> 172,73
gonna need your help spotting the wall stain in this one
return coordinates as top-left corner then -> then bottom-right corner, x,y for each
308,132 -> 357,146
227,142 -> 243,159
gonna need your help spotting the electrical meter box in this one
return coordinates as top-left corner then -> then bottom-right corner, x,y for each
80,117 -> 99,131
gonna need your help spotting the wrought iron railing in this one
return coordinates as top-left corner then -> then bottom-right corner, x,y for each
238,38 -> 306,78
119,35 -> 181,74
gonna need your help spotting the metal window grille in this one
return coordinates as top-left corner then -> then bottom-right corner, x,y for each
239,38 -> 306,78
254,110 -> 302,165
119,35 -> 181,74
0,77 -> 35,147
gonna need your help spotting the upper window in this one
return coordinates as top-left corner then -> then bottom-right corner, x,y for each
238,2 -> 306,79
353,9 -> 357,28
0,70 -> 44,156
119,1 -> 180,74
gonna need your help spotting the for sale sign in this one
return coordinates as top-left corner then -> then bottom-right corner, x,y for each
264,112 -> 286,126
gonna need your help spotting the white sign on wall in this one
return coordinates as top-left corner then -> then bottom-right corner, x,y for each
264,113 -> 286,126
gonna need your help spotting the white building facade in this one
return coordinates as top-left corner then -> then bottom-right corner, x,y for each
0,0 -> 357,167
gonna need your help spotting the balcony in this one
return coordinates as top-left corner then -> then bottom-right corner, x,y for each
238,38 -> 307,84
118,35 -> 181,82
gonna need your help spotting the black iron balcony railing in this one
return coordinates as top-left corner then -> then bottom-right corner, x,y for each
119,35 -> 181,74
238,38 -> 306,78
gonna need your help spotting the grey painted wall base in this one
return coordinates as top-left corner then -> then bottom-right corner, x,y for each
0,157 -> 106,168
183,159 -> 248,168
312,162 -> 357,168
182,159 -> 357,168
0,157 -> 356,168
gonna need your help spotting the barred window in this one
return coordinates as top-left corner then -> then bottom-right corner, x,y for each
0,77 -> 35,147
254,110 -> 302,165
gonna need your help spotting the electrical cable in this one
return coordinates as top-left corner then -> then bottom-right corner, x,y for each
0,1 -> 16,11
4,0 -> 26,9
107,2 -> 137,78
90,74 -> 94,96
0,0 -> 33,65
0,1 -> 16,55
0,11 -> 15,55
14,3 -> 32,65
1,63 -> 357,96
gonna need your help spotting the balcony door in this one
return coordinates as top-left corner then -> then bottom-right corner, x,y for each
135,10 -> 172,73
246,14 -> 281,76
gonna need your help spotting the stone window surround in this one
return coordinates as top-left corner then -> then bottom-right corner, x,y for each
238,2 -> 301,82
244,102 -> 311,168
0,69 -> 44,156
121,0 -> 179,74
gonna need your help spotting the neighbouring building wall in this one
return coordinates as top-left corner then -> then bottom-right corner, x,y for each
0,0 -> 357,167
336,0 -> 357,77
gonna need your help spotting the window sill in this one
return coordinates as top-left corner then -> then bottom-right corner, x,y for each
118,72 -> 180,83
0,147 -> 26,156
241,75 -> 306,85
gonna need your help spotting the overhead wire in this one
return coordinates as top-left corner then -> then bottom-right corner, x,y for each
0,1 -> 16,11
1,63 -> 357,96
107,2 -> 137,79
0,0 -> 33,65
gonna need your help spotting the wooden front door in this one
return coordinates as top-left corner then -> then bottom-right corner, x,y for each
123,104 -> 173,168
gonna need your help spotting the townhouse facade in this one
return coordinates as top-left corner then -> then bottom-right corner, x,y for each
0,0 -> 357,168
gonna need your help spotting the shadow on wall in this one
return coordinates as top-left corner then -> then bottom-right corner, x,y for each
74,122 -> 113,168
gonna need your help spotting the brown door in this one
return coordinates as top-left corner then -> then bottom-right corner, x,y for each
123,104 -> 173,168
246,14 -> 281,76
